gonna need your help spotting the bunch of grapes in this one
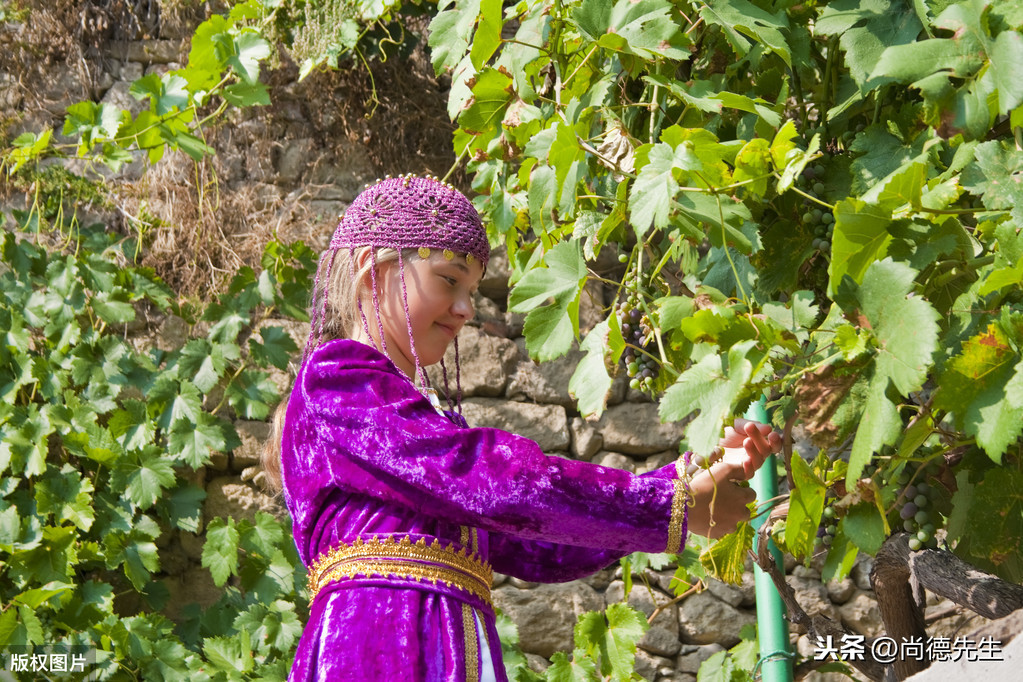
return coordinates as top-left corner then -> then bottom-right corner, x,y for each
797,164 -> 834,253
616,294 -> 660,393
896,466 -> 941,551
815,501 -> 838,549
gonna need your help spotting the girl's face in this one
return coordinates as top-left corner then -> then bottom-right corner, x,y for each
364,251 -> 484,379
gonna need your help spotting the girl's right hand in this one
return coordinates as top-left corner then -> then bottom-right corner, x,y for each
685,460 -> 758,539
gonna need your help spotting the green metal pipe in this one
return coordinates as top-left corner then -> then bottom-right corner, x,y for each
745,398 -> 793,682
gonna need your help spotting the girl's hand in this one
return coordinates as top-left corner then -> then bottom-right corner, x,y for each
684,419 -> 782,539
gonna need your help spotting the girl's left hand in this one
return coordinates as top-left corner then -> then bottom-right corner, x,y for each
716,418 -> 782,480
682,419 -> 782,539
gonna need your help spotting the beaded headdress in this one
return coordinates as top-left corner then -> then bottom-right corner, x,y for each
306,174 -> 489,413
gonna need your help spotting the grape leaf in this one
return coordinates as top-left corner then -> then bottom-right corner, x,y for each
699,521 -> 755,585
509,240 -> 587,362
202,517 -> 241,586
699,0 -> 791,67
546,650 -> 598,682
569,320 -> 613,419
816,0 -> 922,92
786,455 -> 827,559
828,199 -> 893,295
660,340 -> 757,456
965,468 -> 1023,579
574,603 -> 647,679
935,322 -> 1023,461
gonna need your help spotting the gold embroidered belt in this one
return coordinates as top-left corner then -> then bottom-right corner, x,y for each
307,535 -> 493,608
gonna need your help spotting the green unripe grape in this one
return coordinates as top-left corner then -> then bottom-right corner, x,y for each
812,208 -> 823,222
803,211 -> 815,224
822,535 -> 833,546
813,182 -> 825,195
823,507 -> 835,520
627,361 -> 638,376
897,469 -> 912,485
914,494 -> 928,508
908,537 -> 923,551
903,519 -> 916,532
618,253 -> 628,263
914,510 -> 930,525
917,482 -> 930,495
821,212 -> 833,225
926,537 -> 939,550
922,523 -> 936,535
917,529 -> 932,543
629,378 -> 640,390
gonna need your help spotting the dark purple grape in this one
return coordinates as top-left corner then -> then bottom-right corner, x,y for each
900,503 -> 918,520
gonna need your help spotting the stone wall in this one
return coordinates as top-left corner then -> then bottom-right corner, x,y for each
1,4 -> 1000,681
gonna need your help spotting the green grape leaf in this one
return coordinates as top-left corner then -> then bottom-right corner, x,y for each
225,369 -> 279,420
229,31 -> 270,85
569,320 -> 614,419
223,81 -> 271,107
108,399 -> 156,451
859,259 -> 939,395
629,142 -> 681,238
34,464 -> 95,532
249,325 -> 299,371
992,29 -> 1023,115
573,0 -> 690,60
964,468 -> 1023,578
817,0 -> 923,92
786,455 -> 826,558
699,522 -> 755,585
842,502 -> 886,555
469,0 -> 503,70
574,603 -> 647,679
821,530 -> 859,582
460,66 -> 515,136
427,0 -> 480,74
202,517 -> 241,586
118,448 -> 177,509
828,199 -> 893,295
699,0 -> 791,67
660,340 -> 757,457
203,630 -> 254,673
698,650 -> 735,682
961,141 -> 1023,225
509,240 -> 586,361
935,322 -> 1023,461
241,512 -> 286,556
546,650 -> 598,682
168,411 -> 228,468
160,482 -> 206,532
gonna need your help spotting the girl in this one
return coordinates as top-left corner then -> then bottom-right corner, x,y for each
263,175 -> 781,682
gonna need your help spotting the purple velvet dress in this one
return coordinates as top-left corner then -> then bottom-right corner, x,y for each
281,339 -> 688,682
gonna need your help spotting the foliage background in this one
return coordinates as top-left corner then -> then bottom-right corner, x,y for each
2,0 -> 1023,680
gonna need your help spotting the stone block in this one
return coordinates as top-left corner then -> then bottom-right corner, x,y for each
493,581 -> 603,658
837,590 -> 884,638
427,326 -> 518,398
570,417 -> 602,461
204,476 -> 285,526
460,398 -> 569,452
232,420 -> 271,470
506,342 -> 583,407
593,403 -> 683,455
677,591 -> 755,647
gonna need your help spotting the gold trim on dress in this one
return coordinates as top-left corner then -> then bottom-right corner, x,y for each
308,535 -> 494,607
462,603 -> 480,682
666,460 -> 692,554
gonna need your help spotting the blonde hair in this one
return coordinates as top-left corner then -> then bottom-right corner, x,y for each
260,245 -> 404,494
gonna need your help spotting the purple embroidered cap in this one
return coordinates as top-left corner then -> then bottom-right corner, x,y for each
330,175 -> 490,267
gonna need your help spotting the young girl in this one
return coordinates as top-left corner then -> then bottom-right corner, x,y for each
263,175 -> 781,682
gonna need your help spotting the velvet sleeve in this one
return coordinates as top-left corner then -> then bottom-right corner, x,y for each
485,462 -> 681,582
282,340 -> 688,557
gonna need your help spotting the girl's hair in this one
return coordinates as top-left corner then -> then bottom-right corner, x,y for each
260,245 -> 402,494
